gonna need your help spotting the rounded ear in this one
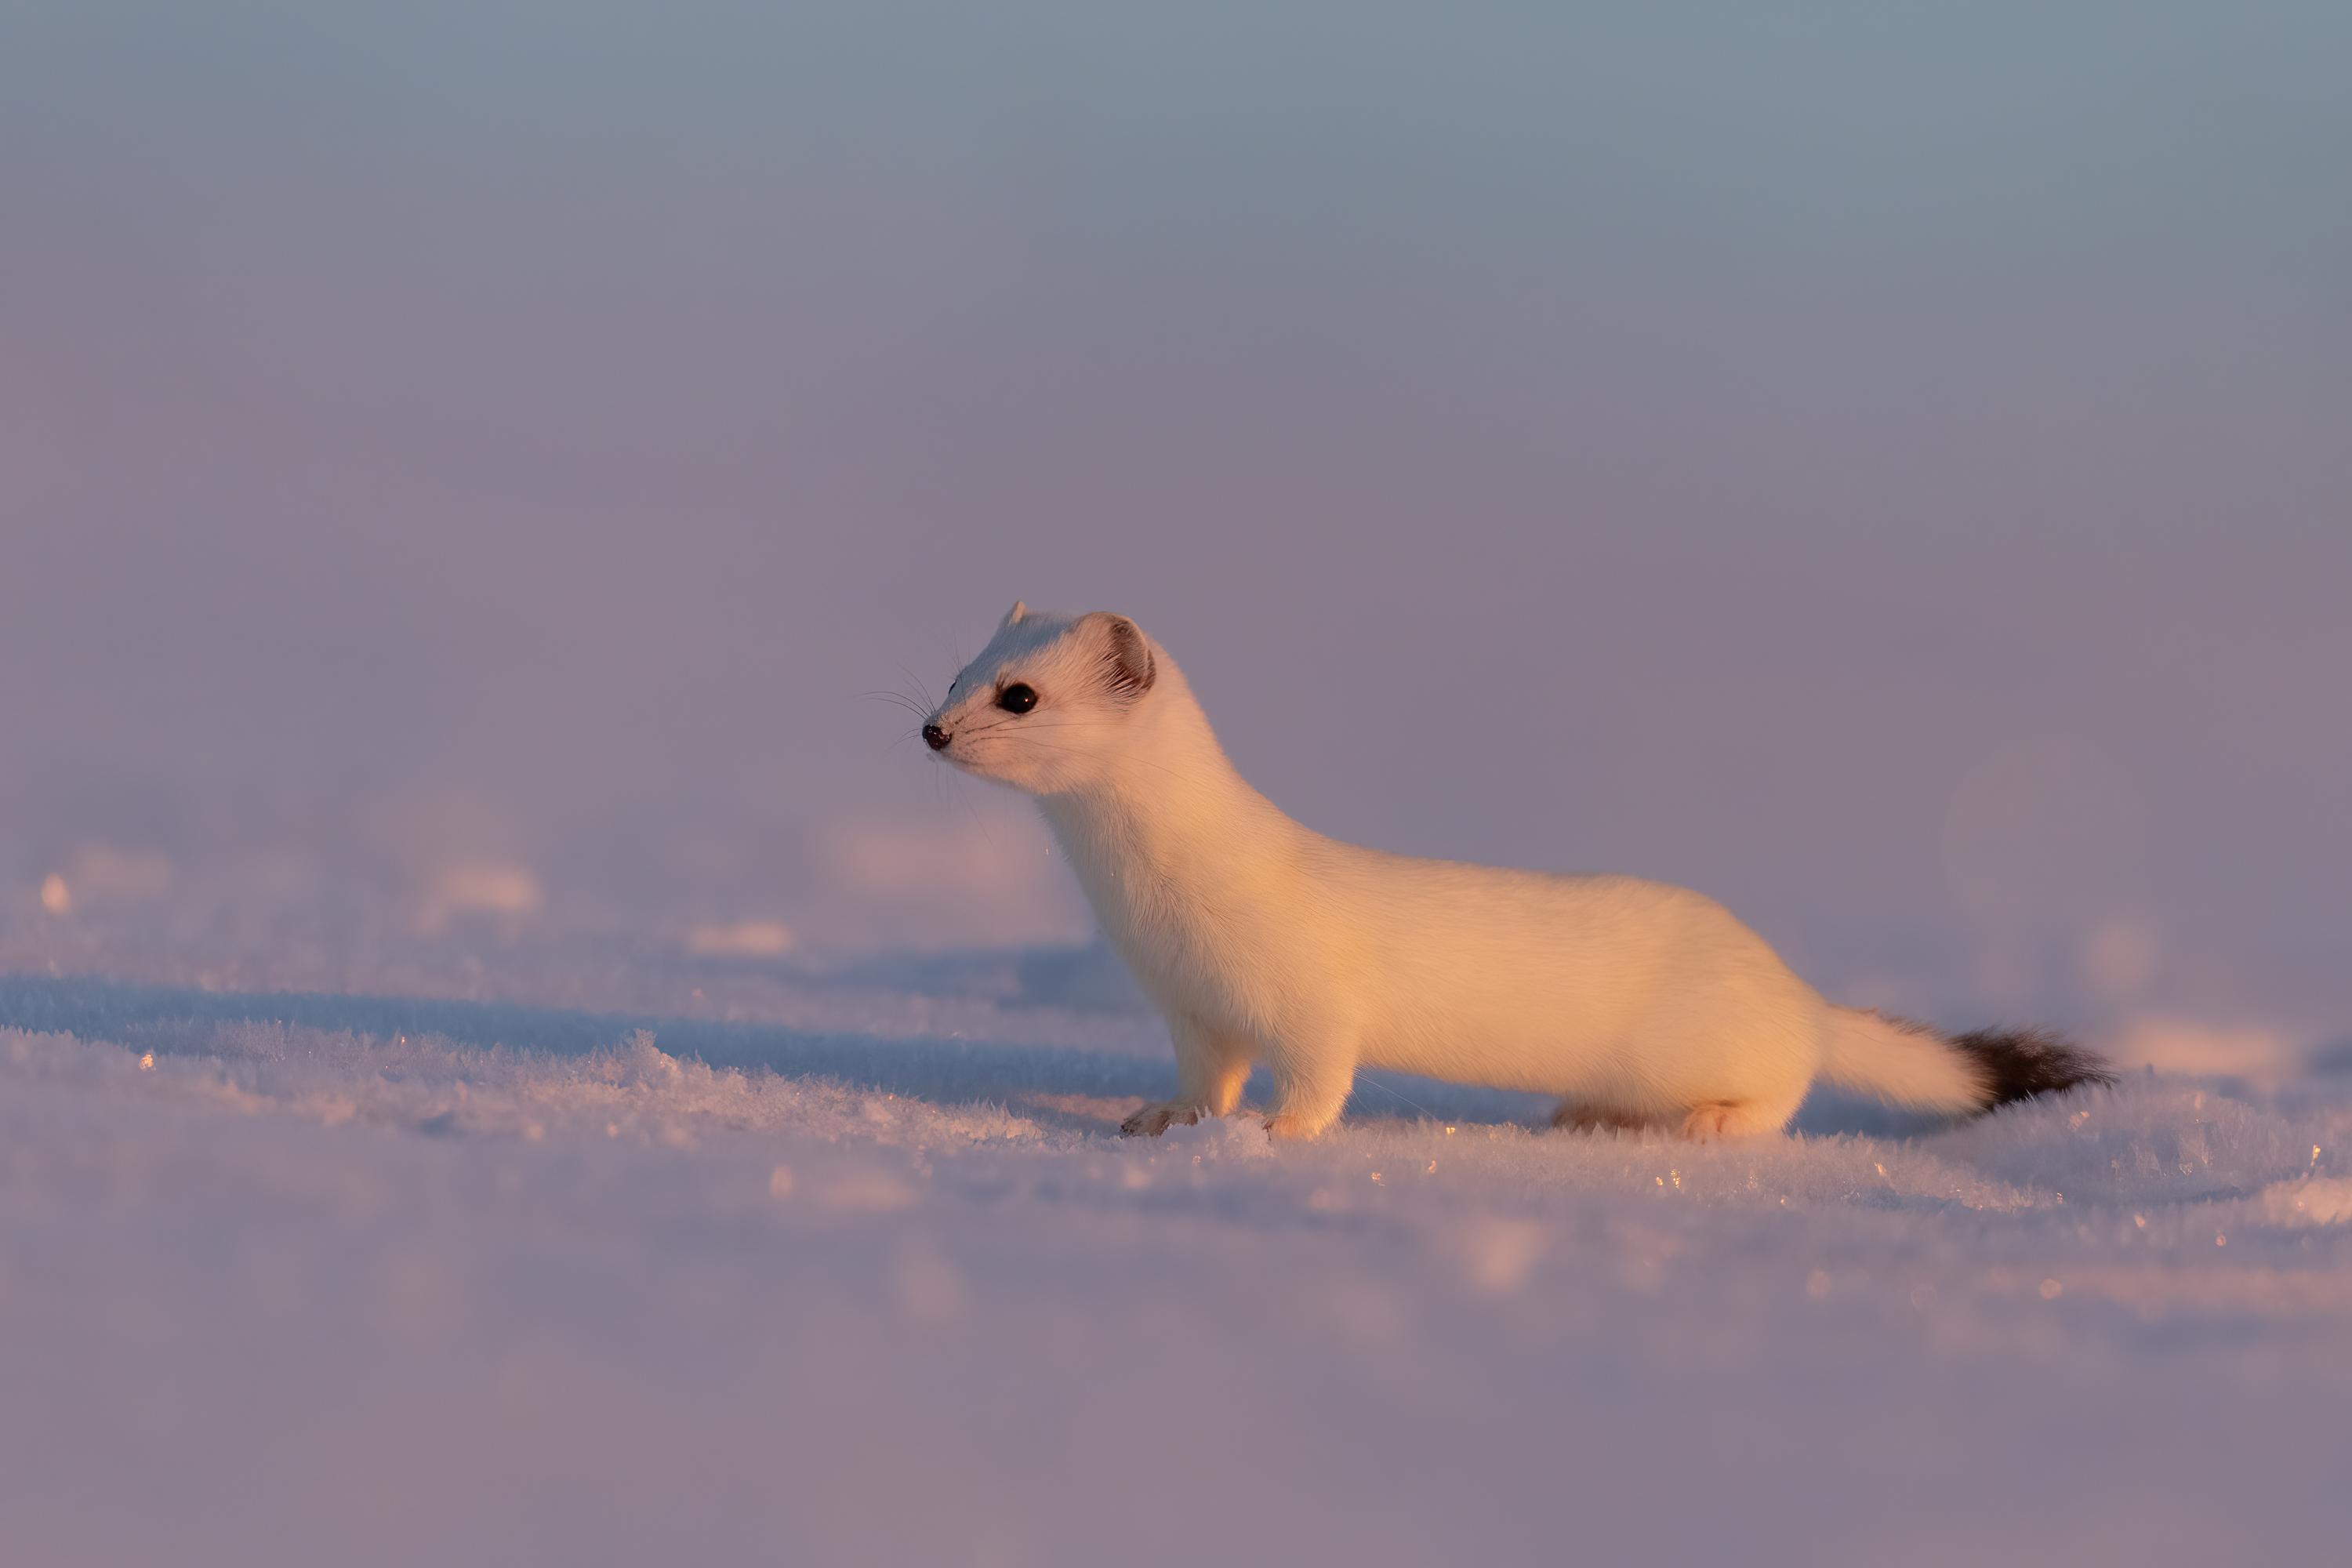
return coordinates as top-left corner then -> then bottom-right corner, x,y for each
1002,600 -> 1029,626
1080,612 -> 1156,699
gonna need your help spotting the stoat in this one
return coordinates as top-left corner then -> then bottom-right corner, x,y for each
920,603 -> 2111,1142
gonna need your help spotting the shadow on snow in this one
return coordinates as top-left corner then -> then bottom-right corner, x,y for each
0,971 -> 1957,1141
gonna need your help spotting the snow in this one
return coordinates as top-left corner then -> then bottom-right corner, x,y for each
2,928 -> 2348,1566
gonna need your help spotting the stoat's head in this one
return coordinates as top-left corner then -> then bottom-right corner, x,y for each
921,602 -> 1159,794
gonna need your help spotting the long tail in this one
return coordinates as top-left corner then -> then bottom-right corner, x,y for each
1820,1007 -> 2116,1116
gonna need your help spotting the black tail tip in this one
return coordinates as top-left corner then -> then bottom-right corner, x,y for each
1951,1027 -> 2118,1109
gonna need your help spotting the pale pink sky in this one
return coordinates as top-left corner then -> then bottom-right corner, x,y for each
3,4 -> 2347,1038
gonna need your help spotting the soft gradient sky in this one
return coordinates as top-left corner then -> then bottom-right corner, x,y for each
4,4 -> 2347,1037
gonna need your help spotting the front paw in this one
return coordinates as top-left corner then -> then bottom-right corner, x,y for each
1120,1101 -> 1203,1138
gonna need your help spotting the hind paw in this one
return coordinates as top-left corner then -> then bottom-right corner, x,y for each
1677,1102 -> 1788,1142
1552,1101 -> 1654,1134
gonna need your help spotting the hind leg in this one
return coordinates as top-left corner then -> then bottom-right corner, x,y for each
1677,1091 -> 1804,1143
1551,1098 -> 1661,1135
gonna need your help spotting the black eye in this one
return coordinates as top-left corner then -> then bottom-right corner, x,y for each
996,682 -> 1037,714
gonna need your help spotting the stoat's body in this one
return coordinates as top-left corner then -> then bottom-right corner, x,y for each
922,604 -> 2110,1141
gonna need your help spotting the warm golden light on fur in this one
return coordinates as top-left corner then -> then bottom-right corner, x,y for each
927,605 -> 2111,1142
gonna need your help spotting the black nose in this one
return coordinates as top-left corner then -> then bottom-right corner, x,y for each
922,722 -> 951,751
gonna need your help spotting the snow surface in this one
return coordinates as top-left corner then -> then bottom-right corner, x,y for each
2,927 -> 2348,1567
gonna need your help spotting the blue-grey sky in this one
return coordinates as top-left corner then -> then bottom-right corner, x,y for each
4,4 -> 2347,1036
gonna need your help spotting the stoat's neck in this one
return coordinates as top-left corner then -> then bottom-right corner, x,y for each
1034,660 -> 1298,907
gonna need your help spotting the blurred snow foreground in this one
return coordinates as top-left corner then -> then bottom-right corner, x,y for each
1,941 -> 2348,1568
